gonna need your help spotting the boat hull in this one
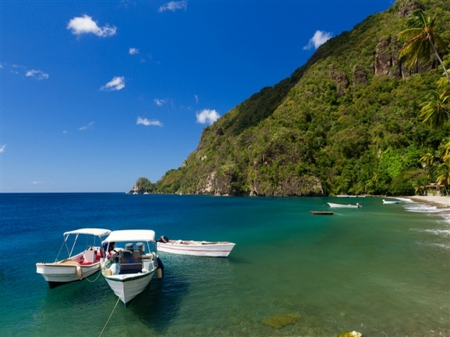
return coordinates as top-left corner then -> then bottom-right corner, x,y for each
327,202 -> 361,209
103,269 -> 156,306
311,211 -> 334,215
157,241 -> 235,257
36,260 -> 101,289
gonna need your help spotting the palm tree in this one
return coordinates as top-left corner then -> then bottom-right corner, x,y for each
398,9 -> 449,83
435,163 -> 450,195
443,141 -> 450,165
419,87 -> 450,129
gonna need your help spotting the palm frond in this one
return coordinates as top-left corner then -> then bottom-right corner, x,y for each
420,90 -> 450,129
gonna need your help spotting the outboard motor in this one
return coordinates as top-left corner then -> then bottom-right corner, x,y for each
159,235 -> 169,243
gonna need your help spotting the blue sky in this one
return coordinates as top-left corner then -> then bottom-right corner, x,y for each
1,0 -> 392,192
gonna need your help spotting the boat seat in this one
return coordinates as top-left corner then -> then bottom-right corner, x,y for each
136,242 -> 145,253
119,262 -> 143,274
132,250 -> 142,263
125,243 -> 134,252
119,250 -> 134,264
83,249 -> 96,264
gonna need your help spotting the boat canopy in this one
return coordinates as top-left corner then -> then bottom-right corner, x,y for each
63,228 -> 111,237
102,230 -> 156,243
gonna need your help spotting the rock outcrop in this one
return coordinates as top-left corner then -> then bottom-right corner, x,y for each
396,0 -> 423,18
352,65 -> 368,85
374,35 -> 436,79
331,65 -> 350,96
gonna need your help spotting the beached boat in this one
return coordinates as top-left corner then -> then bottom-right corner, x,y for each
157,236 -> 235,257
36,228 -> 111,289
327,202 -> 362,209
101,229 -> 162,307
383,199 -> 401,204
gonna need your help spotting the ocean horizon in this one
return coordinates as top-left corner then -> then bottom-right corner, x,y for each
1,193 -> 449,336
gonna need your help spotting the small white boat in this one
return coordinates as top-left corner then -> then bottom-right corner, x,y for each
157,236 -> 235,257
327,202 -> 362,209
36,228 -> 111,289
395,197 -> 413,202
383,199 -> 401,204
101,230 -> 162,307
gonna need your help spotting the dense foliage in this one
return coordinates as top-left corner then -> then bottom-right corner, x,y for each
133,177 -> 154,193
151,0 -> 450,196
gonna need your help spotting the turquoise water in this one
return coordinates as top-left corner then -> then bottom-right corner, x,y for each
1,194 -> 449,336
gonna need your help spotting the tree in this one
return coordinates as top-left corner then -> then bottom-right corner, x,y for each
419,85 -> 450,129
398,9 -> 449,83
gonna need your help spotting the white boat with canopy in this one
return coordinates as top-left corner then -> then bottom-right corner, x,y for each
101,229 -> 163,307
327,202 -> 362,209
36,228 -> 111,289
157,236 -> 235,257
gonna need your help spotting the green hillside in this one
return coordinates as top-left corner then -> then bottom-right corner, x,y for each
151,0 -> 450,196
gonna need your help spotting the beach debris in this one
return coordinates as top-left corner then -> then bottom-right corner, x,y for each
338,331 -> 363,337
262,313 -> 301,329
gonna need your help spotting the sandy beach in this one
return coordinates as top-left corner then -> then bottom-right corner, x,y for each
409,195 -> 450,208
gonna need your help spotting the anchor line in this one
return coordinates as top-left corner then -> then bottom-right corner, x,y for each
98,288 -> 123,337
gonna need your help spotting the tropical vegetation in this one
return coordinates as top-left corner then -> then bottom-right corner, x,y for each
137,0 -> 450,197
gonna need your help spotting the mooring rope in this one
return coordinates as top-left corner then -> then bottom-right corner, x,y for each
98,290 -> 122,337
85,270 -> 102,283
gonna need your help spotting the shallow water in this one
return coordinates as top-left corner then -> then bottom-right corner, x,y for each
1,194 -> 448,336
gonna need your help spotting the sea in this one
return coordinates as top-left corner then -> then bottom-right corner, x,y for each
1,193 -> 449,337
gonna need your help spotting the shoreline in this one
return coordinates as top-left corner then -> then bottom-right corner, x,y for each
408,195 -> 450,209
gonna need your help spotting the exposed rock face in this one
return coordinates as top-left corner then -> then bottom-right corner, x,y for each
273,175 -> 323,196
195,170 -> 234,196
196,170 -> 323,196
197,171 -> 217,194
396,0 -> 423,17
375,36 -> 434,79
375,38 -> 396,77
352,65 -> 368,85
330,65 -> 349,96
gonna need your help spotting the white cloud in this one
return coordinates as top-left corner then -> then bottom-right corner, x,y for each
196,109 -> 220,125
129,48 -> 139,55
63,130 -> 68,134
137,117 -> 163,127
79,121 -> 95,130
194,95 -> 199,104
32,181 -> 44,185
154,98 -> 166,107
100,76 -> 125,91
303,30 -> 332,50
67,15 -> 117,37
0,144 -> 6,153
158,0 -> 187,13
26,69 -> 49,80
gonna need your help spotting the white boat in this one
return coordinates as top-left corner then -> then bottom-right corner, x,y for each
327,202 -> 362,209
101,230 -> 162,307
157,236 -> 235,257
395,197 -> 413,202
383,199 -> 401,204
36,228 -> 111,289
